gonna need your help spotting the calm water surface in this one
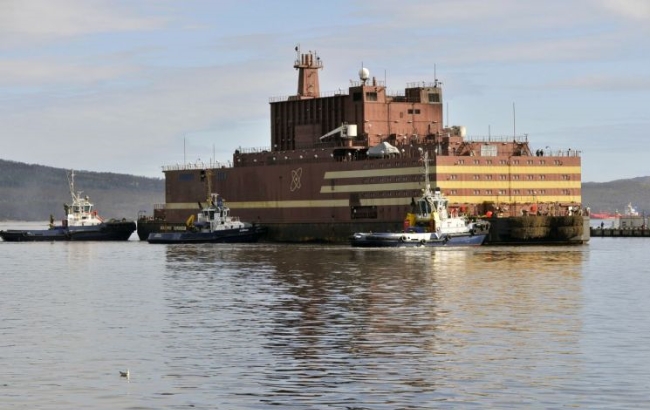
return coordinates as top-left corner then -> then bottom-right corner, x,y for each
1,223 -> 649,409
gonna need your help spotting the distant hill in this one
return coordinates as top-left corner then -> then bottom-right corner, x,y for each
0,159 -> 164,221
1,158 -> 648,221
582,177 -> 650,215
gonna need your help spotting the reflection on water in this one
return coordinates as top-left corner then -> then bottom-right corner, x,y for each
160,244 -> 591,408
4,233 -> 648,409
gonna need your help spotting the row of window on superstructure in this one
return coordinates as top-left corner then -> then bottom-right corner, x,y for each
462,189 -> 573,196
359,174 -> 575,184
359,189 -> 574,198
457,159 -> 566,165
462,174 -> 574,181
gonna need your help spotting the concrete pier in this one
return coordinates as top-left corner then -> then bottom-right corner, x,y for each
590,227 -> 650,237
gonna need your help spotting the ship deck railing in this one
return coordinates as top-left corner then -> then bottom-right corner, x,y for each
162,160 -> 231,172
161,137 -> 580,171
236,146 -> 272,154
270,87 -> 439,103
270,89 -> 349,102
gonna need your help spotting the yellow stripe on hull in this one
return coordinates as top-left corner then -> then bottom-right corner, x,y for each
320,182 -> 423,193
164,195 -> 581,210
320,180 -> 581,194
165,199 -> 350,210
324,167 -> 421,179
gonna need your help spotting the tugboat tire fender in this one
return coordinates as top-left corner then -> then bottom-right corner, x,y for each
400,235 -> 407,242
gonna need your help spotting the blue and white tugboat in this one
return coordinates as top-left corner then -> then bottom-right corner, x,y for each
0,171 -> 136,242
147,193 -> 263,244
350,151 -> 490,247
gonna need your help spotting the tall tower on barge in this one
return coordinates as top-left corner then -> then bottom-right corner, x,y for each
271,48 -> 444,153
293,46 -> 322,99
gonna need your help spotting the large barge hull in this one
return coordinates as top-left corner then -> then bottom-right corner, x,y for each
139,217 -> 589,245
138,152 -> 588,244
484,215 -> 589,245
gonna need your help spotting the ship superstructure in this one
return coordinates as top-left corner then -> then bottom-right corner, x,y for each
142,47 -> 583,243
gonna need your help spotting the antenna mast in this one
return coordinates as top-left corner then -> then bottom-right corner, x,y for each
513,102 -> 516,139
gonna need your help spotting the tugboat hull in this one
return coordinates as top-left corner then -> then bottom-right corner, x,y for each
147,226 -> 263,244
350,231 -> 487,247
0,220 -> 136,242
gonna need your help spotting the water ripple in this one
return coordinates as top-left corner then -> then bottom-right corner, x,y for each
2,236 -> 650,408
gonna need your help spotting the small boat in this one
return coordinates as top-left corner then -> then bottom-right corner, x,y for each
590,211 -> 617,219
147,193 -> 264,244
591,203 -> 639,220
0,171 -> 136,242
351,151 -> 490,247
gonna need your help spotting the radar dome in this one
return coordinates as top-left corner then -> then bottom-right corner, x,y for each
359,67 -> 370,81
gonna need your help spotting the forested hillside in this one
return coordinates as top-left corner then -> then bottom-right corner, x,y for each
0,159 -> 164,221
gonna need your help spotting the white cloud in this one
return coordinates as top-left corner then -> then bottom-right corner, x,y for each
599,0 -> 650,21
547,73 -> 650,91
0,57 -> 277,176
0,58 -> 139,86
0,0 -> 166,46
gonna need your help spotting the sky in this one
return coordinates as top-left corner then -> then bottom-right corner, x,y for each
0,0 -> 648,182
